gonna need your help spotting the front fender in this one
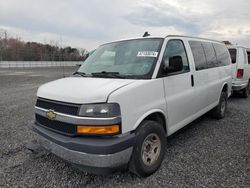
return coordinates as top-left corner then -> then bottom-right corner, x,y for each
107,79 -> 167,134
132,109 -> 167,133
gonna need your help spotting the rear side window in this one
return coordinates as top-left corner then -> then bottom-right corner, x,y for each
202,42 -> 217,68
213,43 -> 231,66
189,41 -> 207,70
228,49 -> 237,64
247,51 -> 250,64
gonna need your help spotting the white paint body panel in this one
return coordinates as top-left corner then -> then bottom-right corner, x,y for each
108,79 -> 167,134
37,77 -> 135,103
37,35 -> 232,136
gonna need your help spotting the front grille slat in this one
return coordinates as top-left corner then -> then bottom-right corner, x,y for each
35,114 -> 76,136
35,98 -> 80,135
36,98 -> 80,115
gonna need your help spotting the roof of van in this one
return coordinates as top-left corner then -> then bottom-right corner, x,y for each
102,35 -> 224,45
226,44 -> 250,50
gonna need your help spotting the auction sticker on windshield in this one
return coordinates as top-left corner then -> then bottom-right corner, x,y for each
137,51 -> 158,57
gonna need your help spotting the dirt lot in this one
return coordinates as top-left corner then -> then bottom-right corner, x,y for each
0,67 -> 249,187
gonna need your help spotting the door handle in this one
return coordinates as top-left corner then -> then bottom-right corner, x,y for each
191,74 -> 194,87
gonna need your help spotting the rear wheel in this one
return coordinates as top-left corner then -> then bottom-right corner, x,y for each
129,120 -> 166,177
242,82 -> 250,98
211,91 -> 228,119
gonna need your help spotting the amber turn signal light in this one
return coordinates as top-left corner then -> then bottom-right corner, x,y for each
76,125 -> 120,135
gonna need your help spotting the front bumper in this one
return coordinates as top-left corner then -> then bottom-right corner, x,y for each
33,124 -> 135,174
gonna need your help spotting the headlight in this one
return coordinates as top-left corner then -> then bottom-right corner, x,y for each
78,103 -> 121,118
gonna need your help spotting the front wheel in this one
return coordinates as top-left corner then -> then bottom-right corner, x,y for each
211,91 -> 228,119
129,120 -> 166,177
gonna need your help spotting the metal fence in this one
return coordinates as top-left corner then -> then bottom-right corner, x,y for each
0,61 -> 80,68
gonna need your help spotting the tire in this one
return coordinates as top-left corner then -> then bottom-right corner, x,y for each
129,120 -> 166,177
211,91 -> 228,119
242,82 -> 250,98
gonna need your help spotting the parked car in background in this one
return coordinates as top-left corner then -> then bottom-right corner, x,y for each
227,45 -> 250,97
32,35 -> 232,177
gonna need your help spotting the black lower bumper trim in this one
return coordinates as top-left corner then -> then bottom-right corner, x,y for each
33,123 -> 135,155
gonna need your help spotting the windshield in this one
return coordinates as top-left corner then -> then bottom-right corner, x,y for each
78,38 -> 163,79
228,48 -> 237,64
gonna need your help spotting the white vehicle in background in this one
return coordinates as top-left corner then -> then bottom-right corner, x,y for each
228,46 -> 250,97
32,34 -> 232,177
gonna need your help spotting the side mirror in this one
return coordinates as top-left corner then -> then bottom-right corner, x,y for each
164,55 -> 183,73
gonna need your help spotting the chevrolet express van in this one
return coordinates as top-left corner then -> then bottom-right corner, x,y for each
33,35 -> 232,177
227,45 -> 250,97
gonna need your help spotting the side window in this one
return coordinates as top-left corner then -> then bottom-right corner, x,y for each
189,41 -> 207,70
161,40 -> 189,75
228,48 -> 237,64
213,43 -> 231,66
247,51 -> 250,64
202,42 -> 217,68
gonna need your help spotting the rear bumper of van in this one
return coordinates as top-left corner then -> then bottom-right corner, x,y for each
232,82 -> 248,91
32,124 -> 135,174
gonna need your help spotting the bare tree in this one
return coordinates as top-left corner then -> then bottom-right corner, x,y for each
0,29 -> 87,61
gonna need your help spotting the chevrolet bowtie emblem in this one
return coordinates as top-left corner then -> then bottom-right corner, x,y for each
46,110 -> 56,120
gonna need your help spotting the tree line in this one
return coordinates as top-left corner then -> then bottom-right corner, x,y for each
0,30 -> 88,61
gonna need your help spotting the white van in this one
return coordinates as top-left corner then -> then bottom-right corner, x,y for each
33,35 -> 232,177
227,45 -> 250,97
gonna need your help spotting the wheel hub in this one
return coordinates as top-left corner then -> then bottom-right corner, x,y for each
141,133 -> 161,166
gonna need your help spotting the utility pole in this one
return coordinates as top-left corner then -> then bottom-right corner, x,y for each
60,35 -> 65,77
16,35 -> 18,65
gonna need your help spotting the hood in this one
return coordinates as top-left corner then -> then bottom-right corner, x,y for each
37,77 -> 135,104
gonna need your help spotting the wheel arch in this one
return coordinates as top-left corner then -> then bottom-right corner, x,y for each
221,82 -> 229,97
132,109 -> 168,136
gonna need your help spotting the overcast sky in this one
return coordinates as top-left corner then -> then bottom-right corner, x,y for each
0,0 -> 250,50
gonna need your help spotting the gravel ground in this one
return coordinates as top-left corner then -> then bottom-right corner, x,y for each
0,67 -> 249,188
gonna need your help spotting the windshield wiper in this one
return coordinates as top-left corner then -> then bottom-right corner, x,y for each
91,71 -> 126,78
73,71 -> 87,77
